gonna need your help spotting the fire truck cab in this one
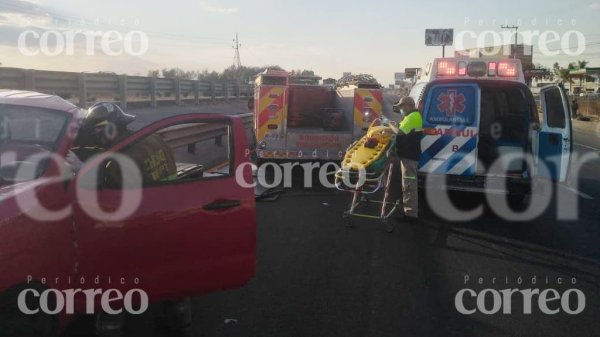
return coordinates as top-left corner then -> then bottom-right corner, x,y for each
410,58 -> 572,198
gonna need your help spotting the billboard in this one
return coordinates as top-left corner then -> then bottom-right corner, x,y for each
405,68 -> 421,79
425,29 -> 454,46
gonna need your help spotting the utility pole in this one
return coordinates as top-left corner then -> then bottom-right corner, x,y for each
232,33 -> 242,69
501,25 -> 519,59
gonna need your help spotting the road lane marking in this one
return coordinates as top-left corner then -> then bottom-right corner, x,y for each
559,184 -> 594,200
574,142 -> 600,153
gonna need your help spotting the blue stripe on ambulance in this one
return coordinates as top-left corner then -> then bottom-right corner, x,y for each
432,136 -> 477,175
419,126 -> 467,166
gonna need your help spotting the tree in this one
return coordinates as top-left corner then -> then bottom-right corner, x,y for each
147,65 -> 286,84
160,68 -> 197,79
576,60 -> 589,89
577,60 -> 588,70
552,62 -> 589,93
531,63 -> 554,82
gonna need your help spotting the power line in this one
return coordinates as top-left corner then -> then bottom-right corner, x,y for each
534,41 -> 600,53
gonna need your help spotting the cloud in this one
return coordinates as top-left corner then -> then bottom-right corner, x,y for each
0,0 -> 56,29
590,2 -> 600,9
199,1 -> 238,14
202,5 -> 238,14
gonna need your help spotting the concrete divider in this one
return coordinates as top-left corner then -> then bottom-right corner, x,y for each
0,67 -> 253,110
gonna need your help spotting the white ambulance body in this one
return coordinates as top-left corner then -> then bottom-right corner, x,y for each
409,58 -> 572,198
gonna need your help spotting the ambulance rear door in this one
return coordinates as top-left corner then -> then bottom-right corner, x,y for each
536,84 -> 572,182
419,82 -> 480,176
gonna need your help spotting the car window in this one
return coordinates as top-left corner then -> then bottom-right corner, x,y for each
0,104 -> 67,150
98,120 -> 232,189
544,87 -> 566,129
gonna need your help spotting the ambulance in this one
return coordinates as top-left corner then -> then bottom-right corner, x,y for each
409,58 -> 572,201
253,69 -> 385,161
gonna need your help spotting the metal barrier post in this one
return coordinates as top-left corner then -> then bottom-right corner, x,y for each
78,73 -> 87,108
24,69 -> 36,91
174,78 -> 182,106
150,76 -> 157,108
210,82 -> 216,102
193,81 -> 200,105
119,75 -> 128,111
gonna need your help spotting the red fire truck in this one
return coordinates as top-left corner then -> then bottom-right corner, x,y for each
253,69 -> 386,161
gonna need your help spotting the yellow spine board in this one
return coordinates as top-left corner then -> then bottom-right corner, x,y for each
342,125 -> 394,170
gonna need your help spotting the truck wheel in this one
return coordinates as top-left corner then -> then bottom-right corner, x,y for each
156,298 -> 193,337
383,219 -> 394,233
0,283 -> 58,337
508,193 -> 527,206
343,213 -> 354,228
95,311 -> 125,337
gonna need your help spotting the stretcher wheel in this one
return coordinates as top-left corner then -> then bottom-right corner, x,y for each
383,220 -> 393,233
343,213 -> 354,228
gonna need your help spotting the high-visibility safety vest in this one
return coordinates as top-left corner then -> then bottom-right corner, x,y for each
396,110 -> 423,161
399,111 -> 423,134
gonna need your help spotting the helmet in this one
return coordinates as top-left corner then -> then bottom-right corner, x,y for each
82,102 -> 135,130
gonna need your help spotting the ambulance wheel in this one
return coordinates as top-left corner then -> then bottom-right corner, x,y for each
343,213 -> 354,228
383,220 -> 394,233
508,193 -> 527,206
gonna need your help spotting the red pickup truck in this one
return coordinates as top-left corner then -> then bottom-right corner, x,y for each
0,90 -> 256,336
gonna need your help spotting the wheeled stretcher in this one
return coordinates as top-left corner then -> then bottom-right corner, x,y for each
334,118 -> 400,233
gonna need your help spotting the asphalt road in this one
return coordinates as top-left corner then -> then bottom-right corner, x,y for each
64,102 -> 600,337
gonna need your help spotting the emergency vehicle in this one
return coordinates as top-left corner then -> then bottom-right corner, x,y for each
410,58 -> 572,200
253,69 -> 385,161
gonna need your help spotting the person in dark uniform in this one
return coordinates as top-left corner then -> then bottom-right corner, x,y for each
71,102 -> 136,162
571,98 -> 579,119
70,102 -> 177,186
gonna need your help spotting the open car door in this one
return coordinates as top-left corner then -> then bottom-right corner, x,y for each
71,113 -> 256,303
537,84 -> 572,182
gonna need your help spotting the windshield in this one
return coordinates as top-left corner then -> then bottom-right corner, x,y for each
0,104 -> 69,184
0,104 -> 68,149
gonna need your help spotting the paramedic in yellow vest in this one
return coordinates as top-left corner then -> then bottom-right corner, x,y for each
394,96 -> 423,222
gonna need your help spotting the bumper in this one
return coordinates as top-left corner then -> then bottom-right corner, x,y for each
418,174 -> 535,195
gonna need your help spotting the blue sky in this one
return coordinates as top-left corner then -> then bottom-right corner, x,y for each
1,0 -> 599,85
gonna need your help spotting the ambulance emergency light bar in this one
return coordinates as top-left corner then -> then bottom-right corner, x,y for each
431,58 -> 524,83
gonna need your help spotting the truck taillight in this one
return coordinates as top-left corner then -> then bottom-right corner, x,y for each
498,62 -> 517,77
437,61 -> 457,76
488,62 -> 497,76
458,62 -> 467,76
